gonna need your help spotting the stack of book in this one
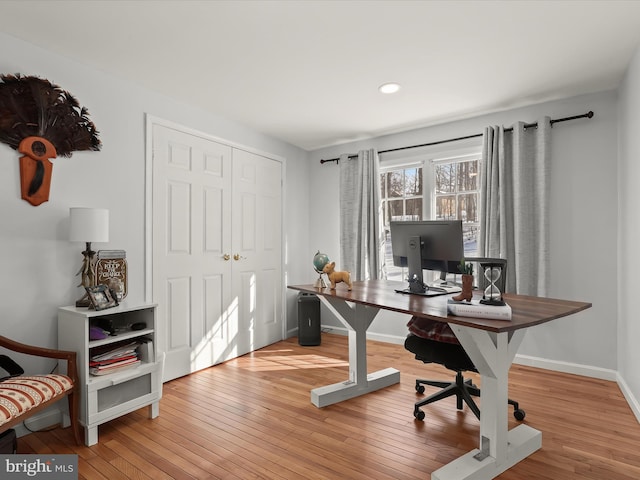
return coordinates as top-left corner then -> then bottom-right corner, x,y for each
447,299 -> 512,320
89,341 -> 142,376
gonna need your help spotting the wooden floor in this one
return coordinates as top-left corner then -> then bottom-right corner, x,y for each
20,333 -> 640,479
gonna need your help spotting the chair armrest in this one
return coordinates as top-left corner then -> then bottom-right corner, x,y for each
0,335 -> 75,361
0,336 -> 78,385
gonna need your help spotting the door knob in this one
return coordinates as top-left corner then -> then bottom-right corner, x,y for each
223,254 -> 231,261
233,254 -> 245,261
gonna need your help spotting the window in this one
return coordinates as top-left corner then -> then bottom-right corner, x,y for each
381,149 -> 481,282
381,165 -> 423,281
433,157 -> 480,258
380,165 -> 423,224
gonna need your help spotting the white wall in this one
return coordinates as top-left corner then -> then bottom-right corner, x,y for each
0,32 -> 311,372
618,44 -> 640,417
309,90 -> 619,378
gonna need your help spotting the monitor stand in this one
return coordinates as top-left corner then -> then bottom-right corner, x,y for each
396,236 -> 448,297
393,235 -> 457,297
394,287 -> 449,297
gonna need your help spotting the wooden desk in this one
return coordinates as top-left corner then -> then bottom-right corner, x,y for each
288,280 -> 591,480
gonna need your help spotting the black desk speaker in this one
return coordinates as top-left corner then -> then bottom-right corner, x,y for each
297,292 -> 321,346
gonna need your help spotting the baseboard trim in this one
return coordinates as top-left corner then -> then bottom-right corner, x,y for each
617,373 -> 640,424
513,354 -> 618,381
13,409 -> 63,438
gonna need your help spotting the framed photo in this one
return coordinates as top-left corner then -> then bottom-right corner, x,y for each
85,285 -> 118,311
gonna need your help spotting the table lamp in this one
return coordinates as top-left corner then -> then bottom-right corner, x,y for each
69,207 -> 109,307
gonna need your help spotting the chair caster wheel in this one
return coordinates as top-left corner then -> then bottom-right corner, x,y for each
414,409 -> 425,421
415,384 -> 425,394
514,409 -> 526,421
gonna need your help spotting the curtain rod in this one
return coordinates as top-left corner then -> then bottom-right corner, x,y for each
319,110 -> 594,164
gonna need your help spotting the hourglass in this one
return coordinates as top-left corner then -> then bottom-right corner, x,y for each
479,262 -> 506,306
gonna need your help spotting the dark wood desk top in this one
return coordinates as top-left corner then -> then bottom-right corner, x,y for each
289,280 -> 591,333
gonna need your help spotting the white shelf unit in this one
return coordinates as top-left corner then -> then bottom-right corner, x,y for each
58,302 -> 163,446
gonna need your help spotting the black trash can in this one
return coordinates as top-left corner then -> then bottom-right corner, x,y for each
297,292 -> 321,346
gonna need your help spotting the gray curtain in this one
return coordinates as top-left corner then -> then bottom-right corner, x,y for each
479,118 -> 551,296
339,149 -> 385,281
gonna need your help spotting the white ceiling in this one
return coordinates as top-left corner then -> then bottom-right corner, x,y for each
1,1 -> 640,151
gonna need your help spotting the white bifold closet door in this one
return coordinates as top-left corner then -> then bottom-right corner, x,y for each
151,123 -> 283,382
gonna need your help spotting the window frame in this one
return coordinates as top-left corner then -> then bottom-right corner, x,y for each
380,141 -> 483,282
428,151 -> 481,218
380,160 -> 425,223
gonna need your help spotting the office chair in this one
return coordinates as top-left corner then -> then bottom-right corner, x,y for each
405,258 -> 525,422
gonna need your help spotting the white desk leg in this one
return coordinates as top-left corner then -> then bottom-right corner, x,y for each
310,296 -> 400,407
431,326 -> 541,480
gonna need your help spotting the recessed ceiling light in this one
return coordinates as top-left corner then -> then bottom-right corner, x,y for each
379,82 -> 401,94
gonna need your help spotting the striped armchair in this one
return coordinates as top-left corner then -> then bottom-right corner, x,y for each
0,336 -> 80,445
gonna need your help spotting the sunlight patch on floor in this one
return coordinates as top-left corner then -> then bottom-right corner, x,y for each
229,352 -> 348,372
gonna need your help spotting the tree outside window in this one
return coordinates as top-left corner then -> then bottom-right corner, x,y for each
434,159 -> 479,257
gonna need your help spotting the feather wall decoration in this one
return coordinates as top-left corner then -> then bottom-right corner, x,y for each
0,74 -> 101,205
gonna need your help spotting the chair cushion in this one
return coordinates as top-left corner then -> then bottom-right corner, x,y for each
404,334 -> 477,373
406,316 -> 459,344
0,375 -> 73,427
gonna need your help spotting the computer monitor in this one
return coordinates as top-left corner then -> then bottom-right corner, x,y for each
390,220 -> 464,294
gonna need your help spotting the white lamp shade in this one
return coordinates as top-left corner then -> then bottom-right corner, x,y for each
69,208 -> 109,243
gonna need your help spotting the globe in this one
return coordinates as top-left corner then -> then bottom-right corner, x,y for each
313,251 -> 330,273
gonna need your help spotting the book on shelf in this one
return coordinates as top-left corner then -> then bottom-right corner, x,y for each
89,354 -> 137,367
90,341 -> 140,362
91,356 -> 139,370
90,360 -> 141,376
89,339 -> 146,376
447,299 -> 512,320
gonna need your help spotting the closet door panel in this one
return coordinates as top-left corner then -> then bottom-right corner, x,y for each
151,121 -> 283,382
153,124 -> 233,381
232,149 -> 283,350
